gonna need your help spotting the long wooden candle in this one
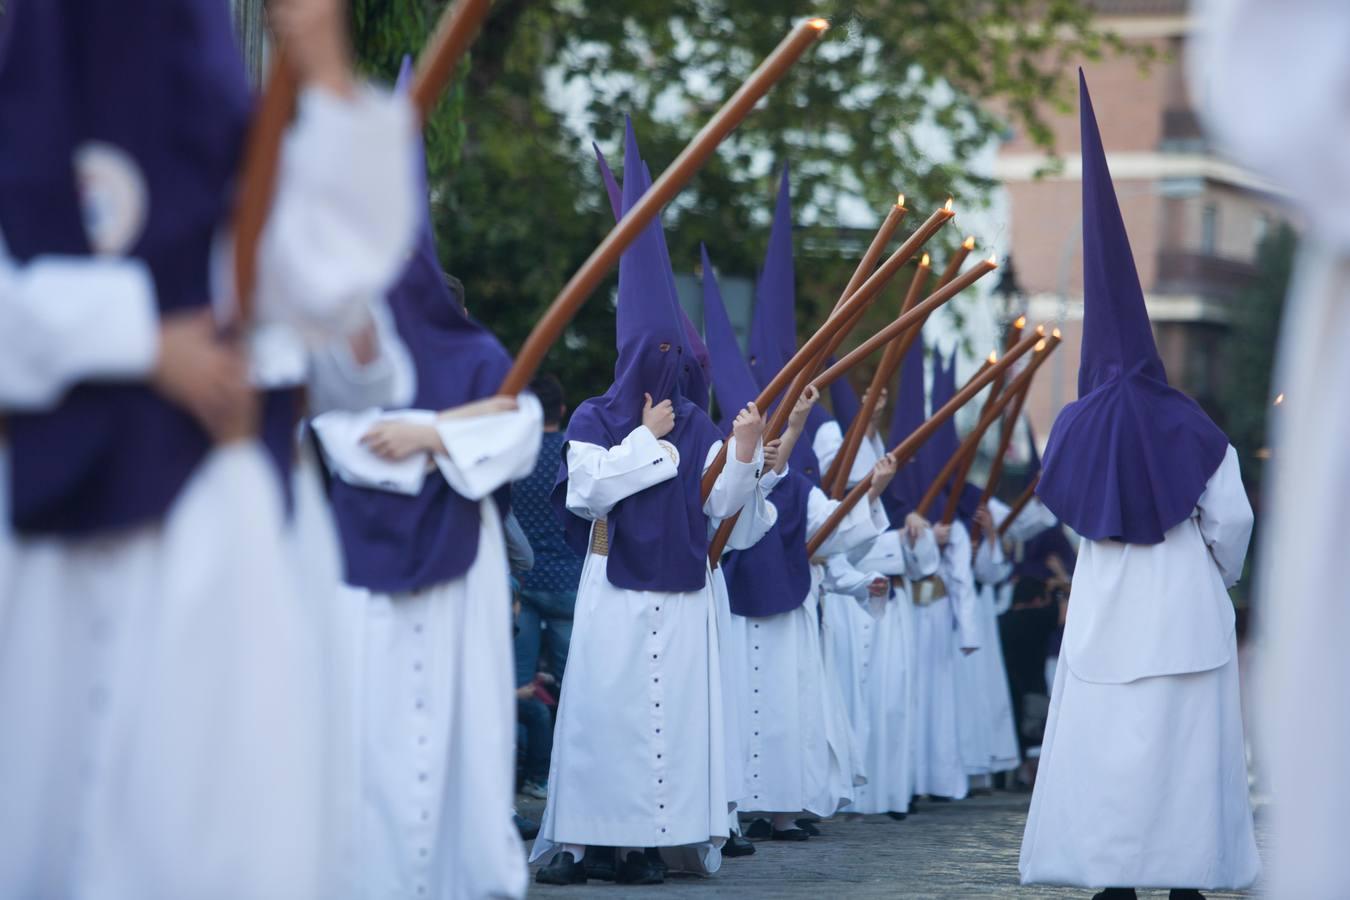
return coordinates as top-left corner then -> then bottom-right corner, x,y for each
805,327 -> 1043,556
231,51 -> 298,323
499,18 -> 830,395
825,254 -> 932,497
998,474 -> 1041,538
979,319 -> 1037,508
810,254 -> 997,392
410,0 -> 493,122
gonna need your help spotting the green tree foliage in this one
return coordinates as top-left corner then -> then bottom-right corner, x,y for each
1221,222 -> 1295,493
350,0 -> 1138,404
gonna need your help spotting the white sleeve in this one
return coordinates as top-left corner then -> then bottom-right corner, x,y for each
0,250 -> 159,410
1005,497 -> 1058,544
1191,0 -> 1350,251
565,426 -> 680,520
720,463 -> 778,552
811,420 -> 843,476
903,527 -> 941,580
305,299 -> 415,415
1196,445 -> 1254,589
703,437 -> 762,522
310,407 -> 437,495
848,529 -> 910,577
431,393 -> 542,500
942,522 -> 981,650
973,535 -> 1013,586
822,553 -> 874,601
806,485 -> 889,557
250,85 -> 418,336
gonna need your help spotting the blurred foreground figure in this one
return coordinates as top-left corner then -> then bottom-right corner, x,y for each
0,0 -> 416,896
312,88 -> 540,896
1018,73 -> 1259,898
1193,3 -> 1350,895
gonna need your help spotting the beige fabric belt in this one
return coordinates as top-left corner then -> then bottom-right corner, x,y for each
590,518 -> 610,556
913,575 -> 947,606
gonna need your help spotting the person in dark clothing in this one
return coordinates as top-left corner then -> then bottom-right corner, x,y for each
998,577 -> 1059,787
512,374 -> 584,687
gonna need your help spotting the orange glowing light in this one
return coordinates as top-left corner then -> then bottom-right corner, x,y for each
1051,328 -> 1062,339
944,198 -> 954,212
1034,324 -> 1047,337
897,193 -> 906,207
808,17 -> 829,31
962,236 -> 976,250
986,351 -> 998,365
987,253 -> 998,265
1034,338 -> 1048,351
1013,315 -> 1027,329
920,253 -> 930,267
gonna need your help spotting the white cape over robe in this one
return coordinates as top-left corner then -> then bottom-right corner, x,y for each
1020,445 -> 1259,890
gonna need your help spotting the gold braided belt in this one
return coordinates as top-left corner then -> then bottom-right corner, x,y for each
589,518 -> 610,556
912,575 -> 948,606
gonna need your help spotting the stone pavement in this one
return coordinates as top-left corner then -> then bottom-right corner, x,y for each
521,793 -> 1267,899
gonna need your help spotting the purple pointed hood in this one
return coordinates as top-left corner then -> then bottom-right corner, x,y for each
704,244 -> 814,616
557,119 -> 724,593
882,339 -> 929,523
829,373 -> 863,432
0,0 -> 271,535
1037,72 -> 1228,545
923,351 -> 980,525
327,58 -> 513,593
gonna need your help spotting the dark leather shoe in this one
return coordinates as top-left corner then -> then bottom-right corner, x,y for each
1169,892 -> 1204,900
643,848 -> 668,880
794,818 -> 821,836
744,817 -> 772,840
886,811 -> 908,821
1091,891 -> 1137,900
535,852 -> 587,885
582,846 -> 617,882
723,834 -> 756,857
616,850 -> 664,885
772,827 -> 810,841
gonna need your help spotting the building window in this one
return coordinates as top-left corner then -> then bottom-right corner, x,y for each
1200,203 -> 1219,255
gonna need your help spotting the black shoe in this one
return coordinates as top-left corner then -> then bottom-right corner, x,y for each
794,818 -> 821,836
535,852 -> 587,885
909,795 -> 923,811
1169,892 -> 1204,900
886,811 -> 908,821
643,848 -> 668,880
582,846 -> 617,882
744,817 -> 772,840
1091,891 -> 1137,900
514,813 -> 540,841
616,850 -> 664,885
927,794 -> 953,803
723,834 -> 757,857
772,827 -> 811,841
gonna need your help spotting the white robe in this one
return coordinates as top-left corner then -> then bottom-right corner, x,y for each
532,430 -> 761,865
1020,446 -> 1259,890
958,503 -> 1021,777
0,86 -> 416,900
1192,5 -> 1350,894
835,529 -> 940,815
314,396 -> 543,899
738,484 -> 888,818
912,520 -> 980,800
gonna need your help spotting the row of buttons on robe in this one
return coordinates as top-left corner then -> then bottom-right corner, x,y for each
649,599 -> 669,834
747,621 -> 764,805
409,617 -> 433,896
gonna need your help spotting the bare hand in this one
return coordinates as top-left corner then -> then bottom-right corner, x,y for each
270,0 -> 354,97
438,394 -> 519,421
866,387 -> 888,433
904,512 -> 930,544
973,505 -> 995,535
732,402 -> 764,462
151,310 -> 256,445
515,684 -> 535,701
788,385 -> 819,432
763,438 -> 784,472
361,420 -> 440,460
934,523 -> 952,546
642,393 -> 675,439
867,578 -> 889,598
867,452 -> 898,500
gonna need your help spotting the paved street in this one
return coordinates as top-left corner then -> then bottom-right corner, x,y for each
522,793 -> 1267,898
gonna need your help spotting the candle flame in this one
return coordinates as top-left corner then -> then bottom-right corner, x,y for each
807,17 -> 829,30
987,253 -> 998,265
897,193 -> 905,207
1273,392 -> 1285,406
1051,327 -> 1062,339
987,351 -> 998,365
920,253 -> 930,267
962,236 -> 976,250
944,198 -> 954,212
1035,324 -> 1047,336
1013,315 -> 1027,329
1034,338 -> 1048,351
